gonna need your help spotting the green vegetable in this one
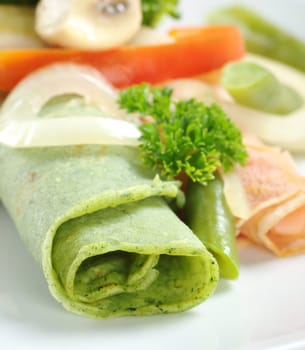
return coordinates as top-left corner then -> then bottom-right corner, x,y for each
207,6 -> 305,73
184,176 -> 239,279
222,61 -> 304,115
118,83 -> 247,185
141,0 -> 180,27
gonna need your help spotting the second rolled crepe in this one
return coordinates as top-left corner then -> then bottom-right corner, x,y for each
0,144 -> 218,318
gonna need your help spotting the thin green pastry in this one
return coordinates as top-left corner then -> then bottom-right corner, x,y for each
0,144 -> 218,318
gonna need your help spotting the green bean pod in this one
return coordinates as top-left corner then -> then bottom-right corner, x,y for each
207,6 -> 305,73
184,176 -> 239,279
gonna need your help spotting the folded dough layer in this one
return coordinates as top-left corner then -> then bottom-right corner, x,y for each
0,145 -> 218,318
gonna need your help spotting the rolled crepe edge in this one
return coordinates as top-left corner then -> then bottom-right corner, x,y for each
41,180 -> 218,318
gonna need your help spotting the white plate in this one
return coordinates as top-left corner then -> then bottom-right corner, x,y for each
1,1 -> 305,349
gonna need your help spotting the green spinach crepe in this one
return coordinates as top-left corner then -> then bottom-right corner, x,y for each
0,144 -> 218,318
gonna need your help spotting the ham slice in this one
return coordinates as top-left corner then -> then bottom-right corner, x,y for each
224,135 -> 305,256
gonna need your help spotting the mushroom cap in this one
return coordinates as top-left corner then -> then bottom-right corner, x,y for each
35,0 -> 142,50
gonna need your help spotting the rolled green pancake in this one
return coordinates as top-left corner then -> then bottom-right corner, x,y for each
0,145 -> 218,318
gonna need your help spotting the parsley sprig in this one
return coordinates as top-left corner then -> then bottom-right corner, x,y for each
141,0 -> 180,27
118,84 -> 247,185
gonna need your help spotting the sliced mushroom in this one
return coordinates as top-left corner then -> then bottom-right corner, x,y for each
35,0 -> 142,50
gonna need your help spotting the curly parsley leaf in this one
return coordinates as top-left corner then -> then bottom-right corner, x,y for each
118,83 -> 247,185
141,0 -> 180,27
